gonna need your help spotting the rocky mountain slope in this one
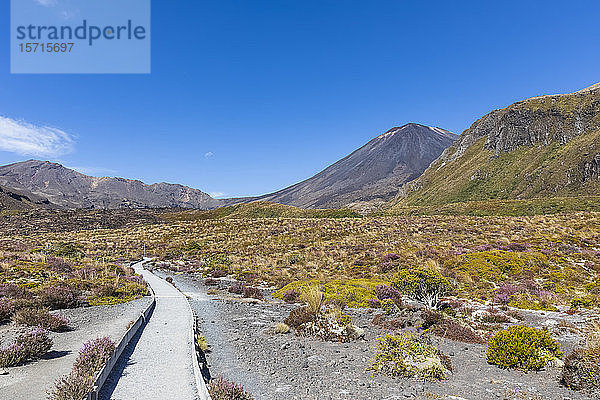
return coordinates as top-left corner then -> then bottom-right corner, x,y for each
391,83 -> 600,208
0,160 -> 220,209
0,185 -> 54,211
247,123 -> 456,209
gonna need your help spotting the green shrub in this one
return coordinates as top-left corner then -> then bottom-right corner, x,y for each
51,242 -> 85,259
392,268 -> 452,309
273,279 -> 389,308
444,250 -> 547,282
380,298 -> 397,315
507,293 -> 558,311
486,325 -> 562,371
336,314 -> 351,327
570,297 -> 595,309
368,334 -> 452,380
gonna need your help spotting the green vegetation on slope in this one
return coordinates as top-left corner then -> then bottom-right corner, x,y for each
393,127 -> 600,210
162,201 -> 362,221
389,87 -> 600,212
386,196 -> 600,216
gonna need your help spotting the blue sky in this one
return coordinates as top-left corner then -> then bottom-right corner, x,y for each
0,0 -> 599,198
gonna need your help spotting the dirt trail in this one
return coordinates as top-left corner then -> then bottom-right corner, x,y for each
99,261 -> 198,400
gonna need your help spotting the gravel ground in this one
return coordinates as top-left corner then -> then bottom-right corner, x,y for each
0,296 -> 151,400
100,262 -> 199,400
162,271 -> 596,400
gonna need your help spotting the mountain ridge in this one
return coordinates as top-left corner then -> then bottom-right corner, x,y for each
0,122 -> 456,211
0,160 -> 220,209
391,82 -> 600,209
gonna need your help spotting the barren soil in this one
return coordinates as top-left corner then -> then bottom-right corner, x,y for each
160,271 -> 595,400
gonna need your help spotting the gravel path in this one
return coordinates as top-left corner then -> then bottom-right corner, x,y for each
100,262 -> 198,400
0,297 -> 151,400
164,272 -> 595,400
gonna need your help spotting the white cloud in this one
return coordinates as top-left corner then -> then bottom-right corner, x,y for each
209,191 -> 225,198
36,0 -> 58,7
204,151 -> 214,158
0,116 -> 75,157
58,9 -> 79,20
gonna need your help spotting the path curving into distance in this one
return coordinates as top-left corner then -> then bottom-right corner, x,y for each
99,260 -> 199,400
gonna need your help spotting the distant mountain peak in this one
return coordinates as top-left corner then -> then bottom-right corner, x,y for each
0,160 -> 219,209
377,123 -> 454,139
248,123 -> 456,210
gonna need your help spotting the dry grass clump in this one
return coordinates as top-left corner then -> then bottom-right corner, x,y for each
302,286 -> 326,315
196,335 -> 209,352
561,319 -> 600,394
274,322 -> 290,334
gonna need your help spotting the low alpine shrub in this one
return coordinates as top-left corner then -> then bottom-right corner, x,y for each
17,328 -> 53,359
282,289 -> 300,303
486,325 -> 562,371
73,337 -> 115,373
366,298 -> 381,308
228,281 -> 245,295
284,307 -> 315,329
374,285 -> 402,302
211,269 -> 227,278
242,286 -> 263,300
368,334 -> 452,380
38,285 -> 79,310
48,371 -> 94,400
429,319 -> 485,344
13,307 -> 70,332
209,376 -> 255,400
0,283 -> 30,299
392,268 -> 452,309
561,320 -> 600,395
0,343 -> 26,368
48,337 -> 115,400
561,348 -> 600,394
204,278 -> 218,286
0,297 -> 14,321
0,328 -> 52,367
